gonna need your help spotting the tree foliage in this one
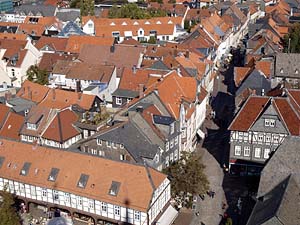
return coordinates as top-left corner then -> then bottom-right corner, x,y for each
70,0 -> 80,8
163,152 -> 209,208
283,23 -> 300,53
26,65 -> 48,85
80,0 -> 95,16
108,3 -> 166,19
0,188 -> 21,225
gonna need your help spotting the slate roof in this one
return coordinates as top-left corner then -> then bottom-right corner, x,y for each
58,21 -> 86,37
6,97 -> 35,113
112,89 -> 139,98
96,121 -> 159,161
14,5 -> 56,16
55,10 -> 80,22
275,53 -> 300,78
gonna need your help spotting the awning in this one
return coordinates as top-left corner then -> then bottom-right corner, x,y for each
156,205 -> 178,225
197,129 -> 205,139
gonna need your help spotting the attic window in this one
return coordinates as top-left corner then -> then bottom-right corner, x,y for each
156,21 -> 161,24
0,156 -> 5,169
77,174 -> 89,189
133,21 -> 139,25
122,22 -> 127,25
48,168 -> 59,182
296,69 -> 299,74
280,68 -> 283,73
110,22 -> 115,26
145,21 -> 150,25
168,20 -> 173,24
20,162 -> 31,176
109,181 -> 121,196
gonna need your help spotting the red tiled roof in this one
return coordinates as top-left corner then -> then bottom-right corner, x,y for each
229,96 -> 270,131
0,139 -> 167,212
0,112 -> 24,140
38,53 -> 75,72
234,67 -> 252,86
0,104 -> 10,126
35,36 -> 68,52
17,80 -> 50,103
255,61 -> 272,78
42,109 -> 80,142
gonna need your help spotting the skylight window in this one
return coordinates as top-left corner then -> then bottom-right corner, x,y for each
48,168 -> 60,182
109,181 -> 121,196
20,162 -> 31,176
0,156 -> 4,169
77,174 -> 89,189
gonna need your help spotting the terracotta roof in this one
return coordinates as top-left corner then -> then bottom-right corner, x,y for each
0,33 -> 27,40
229,96 -> 270,131
35,36 -> 68,52
119,68 -> 151,92
146,71 -> 197,119
0,139 -> 167,212
185,9 -> 210,21
0,104 -> 10,127
65,36 -> 115,53
119,38 -> 141,46
17,23 -> 46,36
17,80 -> 50,103
273,98 -> 300,135
42,109 -> 80,142
0,112 -> 24,140
234,67 -> 252,86
255,61 -> 272,78
0,39 -> 27,59
39,88 -> 97,110
38,53 -> 75,72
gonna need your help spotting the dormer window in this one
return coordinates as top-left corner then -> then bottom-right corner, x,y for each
149,30 -> 157,36
77,174 -> 89,189
97,139 -> 102,145
48,168 -> 59,182
122,21 -> 127,25
27,123 -> 37,130
109,181 -> 121,196
20,162 -> 31,176
106,141 -> 111,148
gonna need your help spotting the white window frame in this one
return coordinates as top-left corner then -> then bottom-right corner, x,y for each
244,146 -> 250,156
134,211 -> 140,221
264,119 -> 270,127
170,139 -> 174,148
114,206 -> 120,216
273,135 -> 279,143
175,136 -> 178,145
116,97 -> 122,105
254,147 -> 261,158
234,145 -> 242,156
264,148 -> 270,159
106,141 -> 111,148
270,119 -> 275,127
166,142 -> 169,151
97,139 -> 102,145
102,202 -> 107,212
120,154 -> 125,160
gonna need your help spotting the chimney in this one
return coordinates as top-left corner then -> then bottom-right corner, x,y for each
52,89 -> 56,101
28,90 -> 32,100
173,49 -> 178,57
78,92 -> 82,101
186,50 -> 190,59
110,45 -> 115,53
5,91 -> 12,101
75,80 -> 81,92
138,83 -> 144,98
132,65 -> 137,74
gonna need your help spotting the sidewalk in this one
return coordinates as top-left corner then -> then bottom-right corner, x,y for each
190,118 -> 227,225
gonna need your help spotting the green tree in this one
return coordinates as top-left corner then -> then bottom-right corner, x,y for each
80,0 -> 95,16
283,23 -> 300,53
163,152 -> 209,208
0,188 -> 21,225
70,0 -> 80,8
148,36 -> 156,44
26,65 -> 48,85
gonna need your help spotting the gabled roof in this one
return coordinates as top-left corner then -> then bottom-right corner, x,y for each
65,36 -> 115,53
255,60 -> 272,78
34,36 -> 68,52
229,96 -> 270,131
38,89 -> 98,111
17,80 -> 50,103
0,111 -> 24,140
234,67 -> 252,86
38,53 -> 75,72
42,109 -> 80,142
0,139 -> 167,212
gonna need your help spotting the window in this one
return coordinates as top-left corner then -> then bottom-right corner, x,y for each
234,145 -> 241,156
116,97 -> 122,105
244,146 -> 250,156
88,23 -> 93,28
120,144 -> 124,149
114,206 -> 120,216
42,189 -> 47,197
106,141 -> 111,148
273,135 -> 279,143
270,119 -> 275,127
102,202 -> 107,212
65,193 -> 70,203
127,98 -> 131,104
170,123 -> 175,134
266,134 -> 271,143
77,196 -> 83,206
120,154 -> 125,160
89,200 -> 94,209
264,119 -> 270,127
134,211 -> 140,221
170,139 -> 174,148
11,68 -> 15,76
166,142 -> 169,151
258,134 -> 263,142
254,147 -> 261,158
264,148 -> 270,159
53,190 -> 59,201
97,139 -> 102,145
175,136 -> 178,145
112,142 -> 117,149
109,181 -> 121,196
